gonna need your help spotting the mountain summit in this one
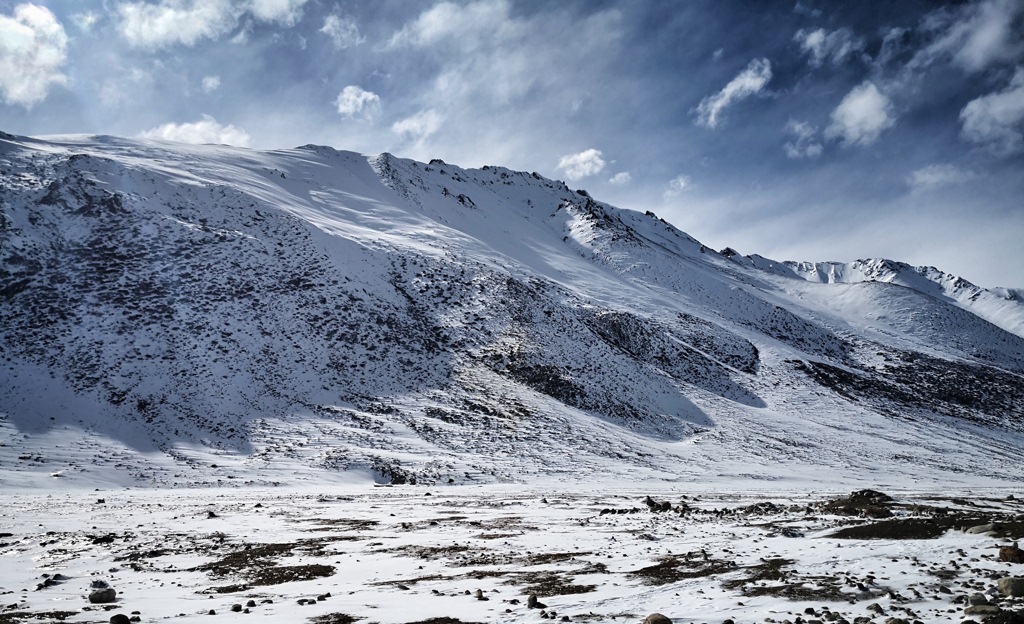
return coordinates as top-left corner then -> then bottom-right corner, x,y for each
1,133 -> 1022,488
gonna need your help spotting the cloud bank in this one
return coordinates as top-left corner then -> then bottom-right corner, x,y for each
138,115 -> 252,146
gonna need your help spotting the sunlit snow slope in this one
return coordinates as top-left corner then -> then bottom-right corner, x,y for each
1,133 -> 1022,488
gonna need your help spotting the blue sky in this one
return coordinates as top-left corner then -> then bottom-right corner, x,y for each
2,0 -> 1023,287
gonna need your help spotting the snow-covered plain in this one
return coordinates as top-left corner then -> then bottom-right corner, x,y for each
3,486 -> 1024,624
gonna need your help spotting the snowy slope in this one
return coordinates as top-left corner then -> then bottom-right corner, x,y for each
1,132 -> 1022,489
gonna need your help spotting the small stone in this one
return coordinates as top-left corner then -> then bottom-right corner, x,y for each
231,604 -> 242,612
867,603 -> 885,614
643,614 -> 672,624
109,615 -> 131,624
246,600 -> 256,608
473,589 -> 487,601
968,593 -> 989,606
208,609 -> 216,615
528,594 -> 546,609
89,588 -> 117,604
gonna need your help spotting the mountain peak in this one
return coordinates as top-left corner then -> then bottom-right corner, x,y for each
1,135 -> 1022,488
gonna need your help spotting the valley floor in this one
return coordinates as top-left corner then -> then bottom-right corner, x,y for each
1,486 -> 1023,624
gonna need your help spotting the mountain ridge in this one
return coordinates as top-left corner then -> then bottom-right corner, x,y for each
1,133 -> 1022,489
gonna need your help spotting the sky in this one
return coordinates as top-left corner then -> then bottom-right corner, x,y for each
1,0 -> 1023,288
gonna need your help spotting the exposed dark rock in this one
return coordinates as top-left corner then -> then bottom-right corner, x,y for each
88,588 -> 117,604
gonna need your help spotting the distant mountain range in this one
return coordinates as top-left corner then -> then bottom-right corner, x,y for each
1,132 -> 1022,488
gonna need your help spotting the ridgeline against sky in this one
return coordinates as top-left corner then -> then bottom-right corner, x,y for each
1,0 -> 1022,287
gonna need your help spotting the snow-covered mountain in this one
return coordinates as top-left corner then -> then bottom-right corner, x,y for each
1,132 -> 1022,489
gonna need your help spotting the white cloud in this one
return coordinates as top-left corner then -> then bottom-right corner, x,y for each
794,27 -> 864,67
117,0 -> 237,48
391,109 -> 443,142
907,164 -> 976,191
825,81 -> 895,147
695,58 -> 772,128
320,14 -> 363,49
922,0 -> 1024,73
248,0 -> 308,26
201,75 -> 221,93
960,68 -> 1024,156
389,0 -> 515,50
335,85 -> 380,118
783,120 -> 823,159
665,174 -> 692,196
555,149 -> 606,181
0,4 -> 68,109
117,0 -> 309,48
138,114 -> 251,146
608,171 -> 632,185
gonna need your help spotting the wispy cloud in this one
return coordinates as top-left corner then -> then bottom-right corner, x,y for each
664,174 -> 692,196
248,0 -> 309,27
794,27 -> 864,67
907,163 -> 976,191
695,58 -> 772,128
783,120 -> 823,159
391,109 -> 443,143
335,86 -> 380,119
320,13 -> 363,49
117,0 -> 237,49
0,4 -> 68,109
556,149 -> 606,181
960,68 -> 1024,156
825,81 -> 894,147
608,171 -> 632,185
916,0 -> 1024,73
201,75 -> 221,93
138,114 -> 251,146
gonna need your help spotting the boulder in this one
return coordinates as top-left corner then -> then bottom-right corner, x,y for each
109,615 -> 131,624
642,614 -> 672,624
965,523 -> 996,535
89,587 -> 117,604
999,577 -> 1024,597
1000,543 -> 1024,564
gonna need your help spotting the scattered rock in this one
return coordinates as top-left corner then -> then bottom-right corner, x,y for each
528,594 -> 546,609
89,588 -> 117,604
642,614 -> 672,624
644,496 -> 672,513
969,592 -> 990,605
109,615 -> 131,624
999,577 -> 1024,597
231,604 -> 242,612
